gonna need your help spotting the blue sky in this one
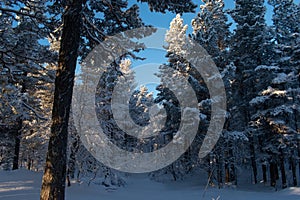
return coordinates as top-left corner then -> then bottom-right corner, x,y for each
75,0 -> 300,94
132,0 -> 280,33
128,0 -> 300,94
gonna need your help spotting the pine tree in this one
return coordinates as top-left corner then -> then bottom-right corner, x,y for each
249,65 -> 300,188
151,14 -> 208,181
227,0 -> 268,185
268,0 -> 300,72
40,0 -> 83,198
0,0 -> 55,170
128,85 -> 157,153
95,58 -> 136,156
192,0 -> 231,69
246,0 -> 300,187
229,0 -> 267,70
191,0 -> 232,186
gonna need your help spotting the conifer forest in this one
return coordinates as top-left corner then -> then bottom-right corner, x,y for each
0,0 -> 300,199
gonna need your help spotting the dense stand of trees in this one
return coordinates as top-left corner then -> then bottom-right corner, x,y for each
190,0 -> 300,188
0,0 -> 299,199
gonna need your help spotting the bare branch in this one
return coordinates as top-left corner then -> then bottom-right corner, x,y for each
0,7 -> 42,20
22,102 -> 48,121
82,13 -> 106,40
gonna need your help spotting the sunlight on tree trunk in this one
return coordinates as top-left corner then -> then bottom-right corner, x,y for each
40,1 -> 83,199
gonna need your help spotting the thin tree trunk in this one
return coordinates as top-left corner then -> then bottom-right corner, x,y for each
66,173 -> 71,187
279,150 -> 287,189
12,132 -> 20,170
67,136 -> 79,179
40,1 -> 82,199
27,156 -> 32,170
290,156 -> 297,186
217,149 -> 223,188
68,114 -> 80,179
225,161 -> 229,183
171,163 -> 177,181
12,119 -> 22,170
275,162 -> 279,180
208,153 -> 213,185
262,163 -> 267,184
230,163 -> 237,185
270,160 -> 277,187
249,135 -> 258,184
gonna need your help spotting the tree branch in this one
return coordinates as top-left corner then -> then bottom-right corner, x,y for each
22,102 -> 48,121
0,7 -> 42,20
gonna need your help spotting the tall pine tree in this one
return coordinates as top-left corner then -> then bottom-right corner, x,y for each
192,0 -> 231,69
228,0 -> 268,185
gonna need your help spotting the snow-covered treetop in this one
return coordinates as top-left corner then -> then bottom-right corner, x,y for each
229,0 -> 267,69
191,0 -> 230,68
165,14 -> 188,57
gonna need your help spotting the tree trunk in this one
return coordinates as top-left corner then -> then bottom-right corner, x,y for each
270,160 -> 277,187
12,131 -> 20,170
27,156 -> 32,170
279,152 -> 287,189
40,1 -> 82,199
290,156 -> 297,186
275,162 -> 279,180
249,135 -> 258,184
171,163 -> 177,181
217,149 -> 223,188
208,153 -> 214,185
230,163 -> 237,185
12,119 -> 22,170
298,139 -> 300,185
67,135 -> 79,179
225,161 -> 229,183
68,114 -> 80,179
262,163 -> 267,183
66,173 -> 71,187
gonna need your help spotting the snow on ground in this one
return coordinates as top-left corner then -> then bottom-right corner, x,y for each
0,169 -> 300,200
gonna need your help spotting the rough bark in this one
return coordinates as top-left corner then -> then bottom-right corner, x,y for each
40,1 -> 82,199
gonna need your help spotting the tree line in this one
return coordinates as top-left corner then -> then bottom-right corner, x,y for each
0,0 -> 299,199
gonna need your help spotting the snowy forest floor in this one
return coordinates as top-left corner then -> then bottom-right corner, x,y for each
0,169 -> 300,200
